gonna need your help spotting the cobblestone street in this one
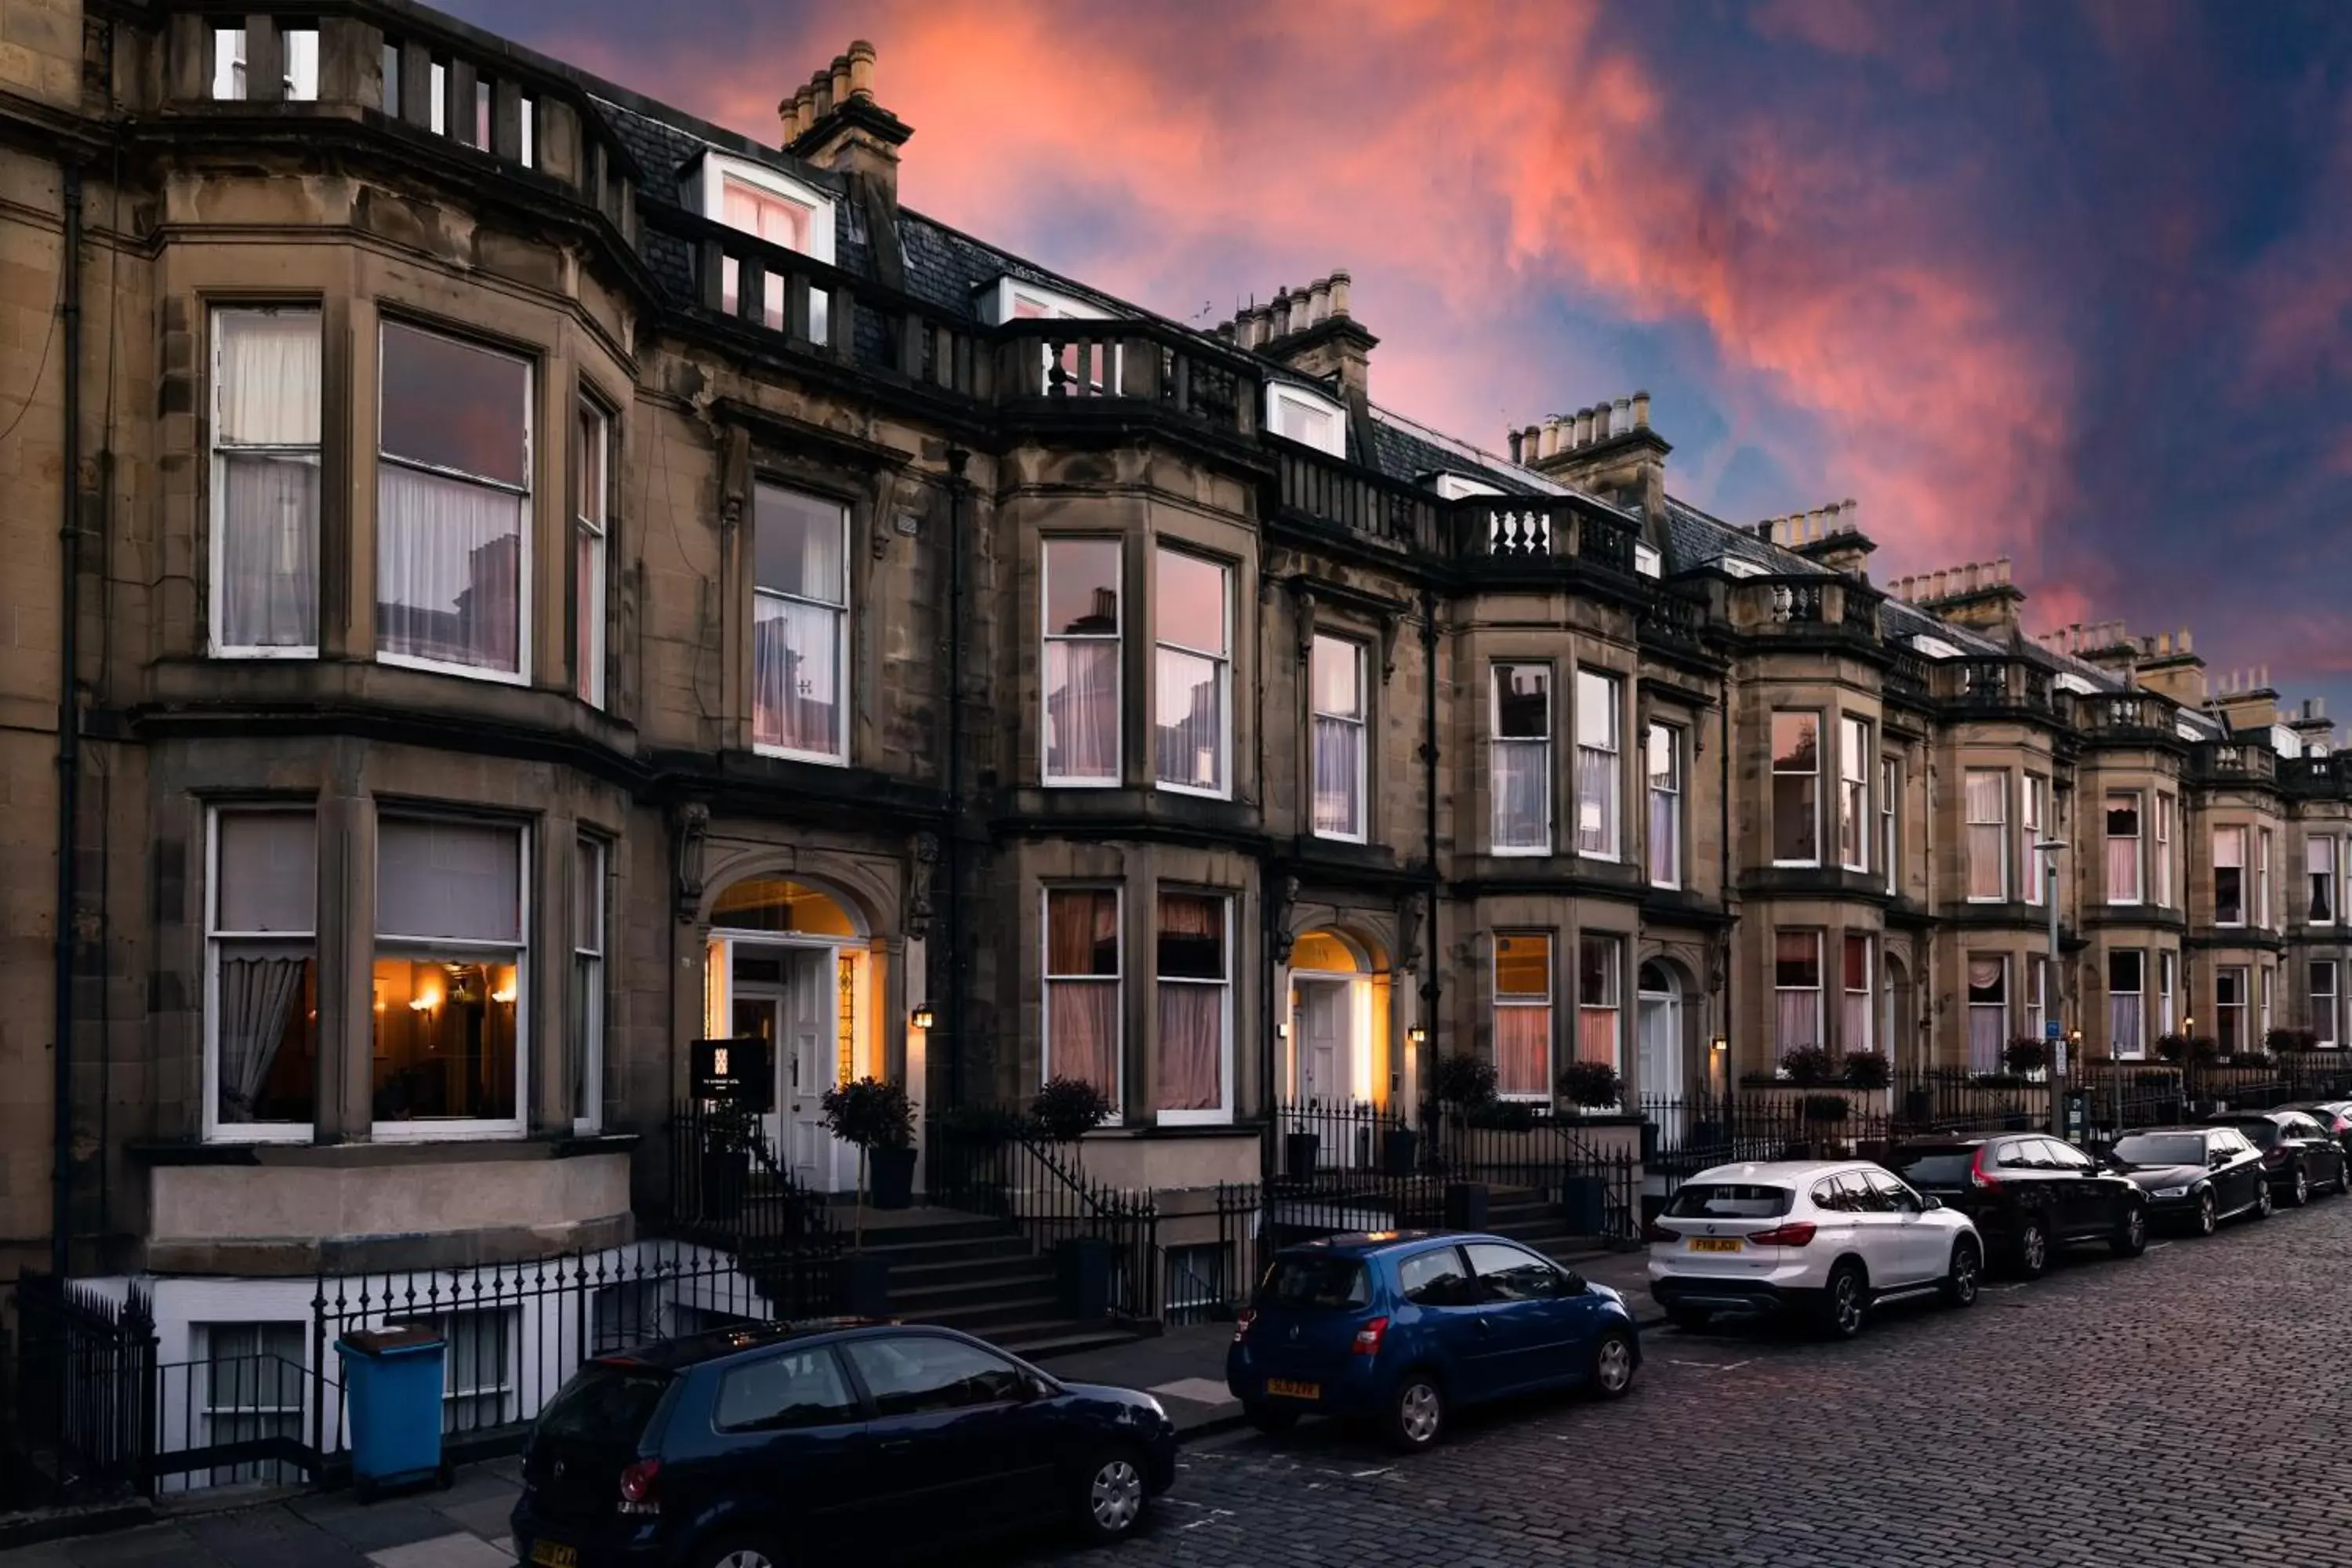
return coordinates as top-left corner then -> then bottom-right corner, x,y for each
1022,1196 -> 2352,1568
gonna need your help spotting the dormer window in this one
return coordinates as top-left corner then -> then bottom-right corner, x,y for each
1634,542 -> 1662,579
695,154 -> 836,335
1431,473 -> 1503,501
1267,383 -> 1346,458
1719,557 -> 1764,580
979,279 -> 1116,391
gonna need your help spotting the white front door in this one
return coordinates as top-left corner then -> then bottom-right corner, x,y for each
1295,980 -> 1349,1104
1639,988 -> 1682,1109
782,948 -> 834,1191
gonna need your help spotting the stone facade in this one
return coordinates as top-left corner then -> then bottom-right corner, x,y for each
4,0 -> 2350,1298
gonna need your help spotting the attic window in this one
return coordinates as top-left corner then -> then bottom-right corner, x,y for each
1267,383 -> 1346,458
1432,473 -> 1503,501
696,154 -> 836,267
1909,633 -> 1965,660
2176,718 -> 2205,743
2055,672 -> 2098,696
1719,557 -> 1764,580
979,279 -> 1108,327
1634,542 -> 1662,579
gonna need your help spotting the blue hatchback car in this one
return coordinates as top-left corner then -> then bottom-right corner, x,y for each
1225,1230 -> 1640,1450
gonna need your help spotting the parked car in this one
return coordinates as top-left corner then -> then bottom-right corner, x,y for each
1645,1160 -> 1981,1340
1887,1134 -> 2148,1277
2281,1102 -> 2352,1157
2107,1126 -> 2271,1235
511,1319 -> 1179,1568
1225,1230 -> 1640,1451
2205,1109 -> 2352,1205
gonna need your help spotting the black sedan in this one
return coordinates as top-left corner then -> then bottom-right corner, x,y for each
512,1320 -> 1179,1568
1889,1134 -> 2147,1278
2206,1110 -> 2352,1206
2107,1127 -> 2271,1236
2283,1101 -> 2352,1157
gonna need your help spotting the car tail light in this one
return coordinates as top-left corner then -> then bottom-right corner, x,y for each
1643,1219 -> 1676,1243
1969,1148 -> 2002,1189
618,1458 -> 661,1516
1748,1221 -> 1818,1248
1352,1317 -> 1389,1356
1232,1308 -> 1257,1345
2263,1148 -> 2288,1166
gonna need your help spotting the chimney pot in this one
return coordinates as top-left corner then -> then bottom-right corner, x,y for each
1507,428 -> 1523,464
847,38 -> 877,100
1328,269 -> 1352,318
1592,402 -> 1613,441
811,67 -> 834,118
1612,394 -> 1632,435
830,54 -> 853,107
2180,629 -> 2194,654
1540,417 -> 1563,459
1288,289 -> 1312,336
1308,277 -> 1332,325
1569,408 -> 1588,446
1632,390 -> 1651,427
1842,498 -> 1859,534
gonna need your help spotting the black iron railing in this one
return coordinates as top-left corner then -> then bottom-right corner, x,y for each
924,1114 -> 1160,1323
12,1275 -> 158,1502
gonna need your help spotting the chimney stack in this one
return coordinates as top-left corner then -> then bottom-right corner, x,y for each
1241,267 -> 1377,406
1515,387 -> 1671,518
781,40 -> 912,274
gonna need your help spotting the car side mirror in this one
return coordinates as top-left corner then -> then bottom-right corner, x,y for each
1555,1269 -> 1587,1296
1020,1371 -> 1055,1403
1919,1193 -> 1942,1211
2210,1152 -> 2230,1170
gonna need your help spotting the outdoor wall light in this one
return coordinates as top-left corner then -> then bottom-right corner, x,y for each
1711,1036 -> 1730,1054
1275,1022 -> 1290,1040
1406,1025 -> 1428,1047
910,1002 -> 937,1030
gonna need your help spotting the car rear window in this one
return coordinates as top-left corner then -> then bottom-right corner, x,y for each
1663,1183 -> 1793,1219
536,1361 -> 673,1446
2114,1133 -> 2206,1165
2224,1120 -> 2280,1148
1258,1255 -> 1370,1311
1891,1149 -> 1976,1187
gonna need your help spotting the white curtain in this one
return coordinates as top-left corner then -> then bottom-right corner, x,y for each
1044,640 -> 1118,779
1577,745 -> 1617,855
1154,647 -> 1222,789
220,456 -> 319,648
2110,993 -> 2145,1058
378,819 -> 521,942
575,521 -> 605,703
1968,956 -> 2006,1071
1156,983 -> 1223,1112
1493,739 -> 1548,849
1493,1007 -> 1550,1096
1312,715 -> 1360,835
1843,991 -> 1871,1055
753,595 -> 841,755
217,952 -> 307,1121
2107,834 -> 2140,902
1776,989 -> 1820,1058
1965,772 -> 2006,898
377,464 -> 522,672
1649,786 -> 1679,884
220,314 -> 320,445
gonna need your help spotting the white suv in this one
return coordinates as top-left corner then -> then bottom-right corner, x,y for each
1646,1160 -> 1983,1338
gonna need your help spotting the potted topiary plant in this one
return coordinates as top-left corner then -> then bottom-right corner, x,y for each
1029,1077 -> 1117,1317
2004,1037 -> 2049,1077
1842,1051 -> 1892,1091
1031,1076 -> 1113,1167
819,1076 -> 916,1246
1558,1060 -> 1623,1115
1782,1046 -> 1836,1087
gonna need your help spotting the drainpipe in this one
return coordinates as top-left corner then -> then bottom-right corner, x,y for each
942,448 -> 968,1107
1719,697 -> 1733,1109
1420,586 -> 1440,1103
51,164 -> 84,1279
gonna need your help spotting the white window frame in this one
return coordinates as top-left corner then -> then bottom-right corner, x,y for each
574,397 -> 611,708
2025,953 -> 2049,1046
195,1321 -> 309,1486
203,807 -> 317,1145
1575,934 -> 1624,1084
750,483 -> 851,767
1774,931 -> 1824,1062
2023,775 -> 2048,907
1309,633 -> 1367,842
697,154 -> 837,267
1492,931 -> 1555,1100
1968,955 -> 2009,1073
1881,757 -> 1900,895
978,278 -> 1109,328
2105,790 -> 2143,906
2109,949 -> 2145,1061
1838,717 -> 1870,873
1042,885 -> 1123,1119
1265,383 -> 1348,458
573,834 -> 607,1134
1491,664 -> 1552,856
1646,721 -> 1682,890
1573,669 -> 1621,861
1965,768 -> 2009,902
2260,966 -> 2275,1047
1842,933 -> 1873,1056
2214,826 -> 2247,927
210,307 -> 321,659
1632,541 -> 1663,579
2155,793 -> 2176,906
375,321 -> 534,685
1432,473 -> 1504,501
2311,836 -> 2339,926
1040,538 -> 1123,788
2159,950 -> 2178,1037
371,817 -> 531,1142
2313,960 -> 2339,1049
1771,711 -> 1821,868
212,27 -> 318,100
1152,546 -> 1232,800
2258,828 -> 2276,930
1154,891 -> 1233,1127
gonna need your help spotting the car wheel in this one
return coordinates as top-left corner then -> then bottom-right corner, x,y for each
2111,1202 -> 2148,1258
1243,1403 -> 1298,1436
1940,1238 -> 1981,1308
2253,1179 -> 2274,1220
693,1534 -> 790,1568
1817,1261 -> 1868,1341
1589,1329 -> 1638,1399
1664,1305 -> 1712,1332
2337,1160 -> 2352,1196
2290,1165 -> 2311,1207
2013,1218 -> 2049,1279
2194,1187 -> 2217,1236
1075,1447 -> 1149,1544
1384,1371 -> 1446,1452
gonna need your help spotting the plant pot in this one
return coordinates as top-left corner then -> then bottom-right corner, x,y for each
699,1147 -> 747,1225
1056,1235 -> 1117,1319
1639,1120 -> 1660,1163
1283,1131 -> 1322,1181
837,1254 -> 891,1316
1443,1181 -> 1489,1230
1903,1087 -> 1934,1125
869,1147 -> 917,1210
1561,1174 -> 1607,1234
1381,1127 -> 1419,1178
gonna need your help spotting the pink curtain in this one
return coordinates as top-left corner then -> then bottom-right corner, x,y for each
1312,714 -> 1361,836
2107,834 -> 2140,902
1776,989 -> 1820,1058
1965,772 -> 2006,898
1494,1007 -> 1550,1095
1045,641 -> 1119,779
1048,982 -> 1119,1100
1155,983 -> 1222,1112
1842,993 -> 1871,1055
1047,890 -> 1119,974
376,464 -> 522,672
1577,1007 -> 1617,1068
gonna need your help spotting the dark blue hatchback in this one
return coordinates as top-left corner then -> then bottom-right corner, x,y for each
511,1319 -> 1178,1568
1225,1231 -> 1640,1450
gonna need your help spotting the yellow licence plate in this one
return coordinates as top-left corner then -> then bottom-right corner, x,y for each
1265,1377 -> 1321,1400
1688,1237 -> 1742,1254
530,1543 -> 577,1568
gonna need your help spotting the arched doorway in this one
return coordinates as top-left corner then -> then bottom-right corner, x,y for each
705,875 -> 873,1192
1287,931 -> 1378,1106
1637,960 -> 1685,1114
1886,953 -> 1915,1076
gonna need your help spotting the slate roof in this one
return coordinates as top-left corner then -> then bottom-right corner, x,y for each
1367,407 -> 1555,496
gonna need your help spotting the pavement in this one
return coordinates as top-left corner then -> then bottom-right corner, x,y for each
0,1248 -> 1666,1567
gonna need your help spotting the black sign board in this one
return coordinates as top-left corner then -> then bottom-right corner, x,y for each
691,1036 -> 772,1112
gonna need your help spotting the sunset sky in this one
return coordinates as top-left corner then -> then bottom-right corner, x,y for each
451,0 -> 2352,724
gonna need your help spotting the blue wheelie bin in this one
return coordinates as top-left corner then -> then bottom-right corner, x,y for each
336,1325 -> 448,1498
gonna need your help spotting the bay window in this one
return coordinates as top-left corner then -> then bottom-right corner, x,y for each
1041,539 -> 1121,784
1044,888 -> 1121,1105
1771,713 -> 1820,865
1842,934 -> 1873,1056
1491,666 -> 1552,854
2310,836 -> 2337,924
1967,956 -> 2008,1074
1774,932 -> 1822,1062
1155,891 -> 1231,1122
2313,961 -> 2339,1048
377,323 -> 531,678
574,400 -> 610,707
1838,717 -> 1869,872
2023,775 -> 2048,906
2105,792 -> 2143,905
1574,670 -> 1621,858
2215,826 -> 2246,926
372,818 -> 526,1135
2155,793 -> 2176,906
207,810 -> 318,1139
2216,967 -> 2248,1055
2110,950 -> 2145,1060
1882,757 -> 1900,895
212,308 -> 321,655
1311,635 -> 1366,839
1493,933 -> 1552,1098
1576,935 -> 1621,1077
1965,770 -> 2009,901
1153,548 -> 1230,796
572,837 -> 606,1133
1646,723 -> 1682,888
752,484 -> 848,763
